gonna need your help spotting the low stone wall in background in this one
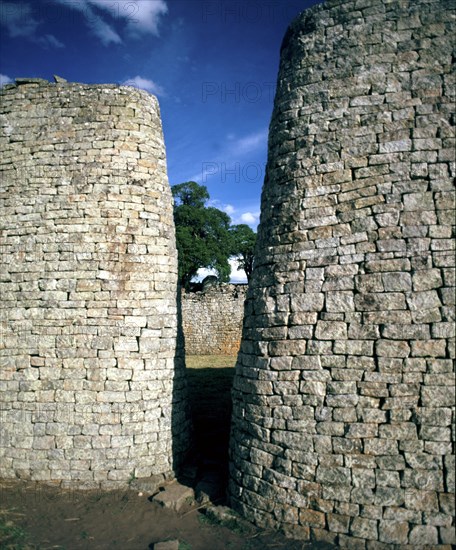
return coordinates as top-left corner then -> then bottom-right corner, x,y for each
181,284 -> 247,356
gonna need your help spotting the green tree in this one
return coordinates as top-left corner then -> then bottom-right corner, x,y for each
230,224 -> 257,282
172,182 -> 232,289
172,181 -> 209,207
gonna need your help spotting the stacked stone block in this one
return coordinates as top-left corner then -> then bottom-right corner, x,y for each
181,284 -> 247,356
0,79 -> 190,487
229,0 -> 455,546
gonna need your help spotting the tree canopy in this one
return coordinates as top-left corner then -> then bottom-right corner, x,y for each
229,224 -> 256,282
172,181 -> 209,208
172,182 -> 232,288
171,181 -> 256,288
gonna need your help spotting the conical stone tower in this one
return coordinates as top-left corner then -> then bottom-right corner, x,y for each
229,0 -> 455,545
0,80 -> 190,487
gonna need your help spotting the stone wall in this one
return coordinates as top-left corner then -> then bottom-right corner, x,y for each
229,0 -> 455,547
0,78 -> 190,487
181,284 -> 247,356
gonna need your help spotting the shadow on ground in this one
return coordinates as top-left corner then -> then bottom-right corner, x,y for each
0,356 -> 335,549
183,357 -> 236,503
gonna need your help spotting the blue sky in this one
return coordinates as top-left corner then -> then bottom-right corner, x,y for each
0,0 -> 320,280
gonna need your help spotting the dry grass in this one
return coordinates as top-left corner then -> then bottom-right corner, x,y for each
185,355 -> 237,370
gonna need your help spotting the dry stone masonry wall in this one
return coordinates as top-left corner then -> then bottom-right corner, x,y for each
0,79 -> 190,487
181,284 -> 247,356
230,0 -> 455,546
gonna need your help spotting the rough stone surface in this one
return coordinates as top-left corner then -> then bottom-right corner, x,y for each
229,0 -> 455,546
129,474 -> 167,495
205,505 -> 255,534
0,79 -> 190,487
153,541 -> 180,550
152,481 -> 194,512
181,284 -> 247,355
195,471 -> 225,504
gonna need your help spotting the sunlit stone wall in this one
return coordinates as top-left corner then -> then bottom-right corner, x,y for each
0,79 -> 190,488
181,284 -> 247,356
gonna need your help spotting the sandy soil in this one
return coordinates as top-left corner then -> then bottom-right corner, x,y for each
0,480 -> 335,550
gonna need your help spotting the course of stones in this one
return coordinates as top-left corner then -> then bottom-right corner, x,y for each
0,79 -> 190,487
181,284 -> 247,356
0,0 -> 455,546
229,0 -> 455,546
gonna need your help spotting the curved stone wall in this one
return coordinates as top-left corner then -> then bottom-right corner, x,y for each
0,79 -> 189,487
229,0 -> 455,546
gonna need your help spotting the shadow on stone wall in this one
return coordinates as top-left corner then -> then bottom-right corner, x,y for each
171,288 -> 192,476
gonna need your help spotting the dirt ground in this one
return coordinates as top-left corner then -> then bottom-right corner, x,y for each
0,480 -> 335,550
0,356 -> 334,550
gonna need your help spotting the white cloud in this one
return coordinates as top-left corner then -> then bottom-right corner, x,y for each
0,2 -> 65,47
40,34 -> 65,48
201,201 -> 259,229
124,0 -> 168,35
0,2 -> 39,37
229,258 -> 248,284
193,267 -> 216,282
87,0 -> 168,34
123,76 -> 164,96
239,212 -> 259,226
89,14 -> 122,45
0,74 -> 13,87
50,0 -> 167,44
51,0 -> 121,45
207,199 -> 235,216
228,129 -> 268,156
192,261 -> 248,284
226,205 -> 261,228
